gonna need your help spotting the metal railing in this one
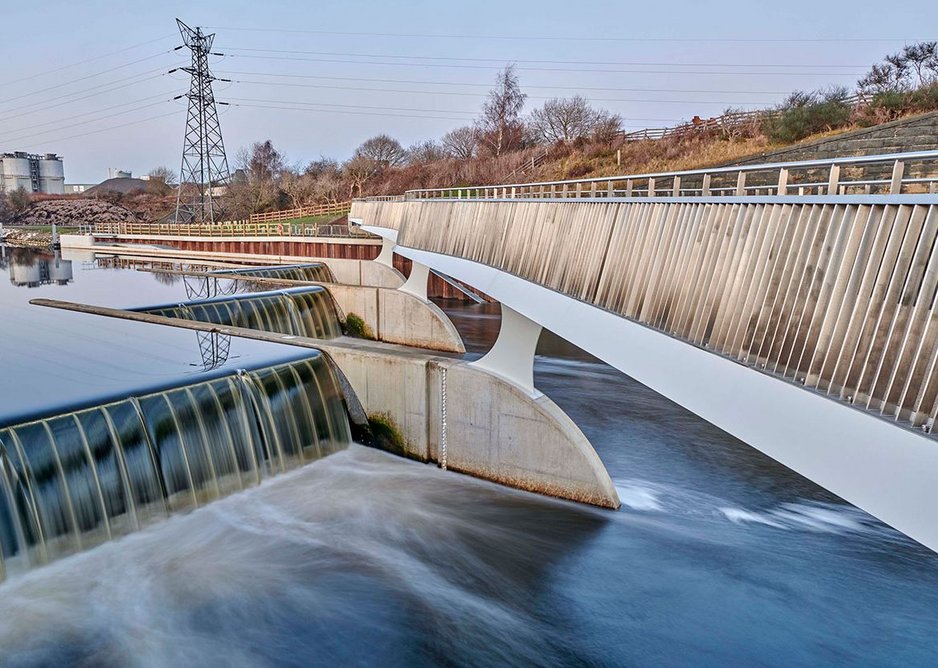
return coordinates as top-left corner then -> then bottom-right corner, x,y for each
399,150 -> 938,201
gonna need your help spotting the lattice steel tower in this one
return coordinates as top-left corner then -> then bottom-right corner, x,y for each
174,19 -> 230,224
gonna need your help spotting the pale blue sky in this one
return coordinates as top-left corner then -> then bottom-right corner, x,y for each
0,0 -> 934,182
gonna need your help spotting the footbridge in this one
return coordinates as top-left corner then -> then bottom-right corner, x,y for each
351,150 -> 938,552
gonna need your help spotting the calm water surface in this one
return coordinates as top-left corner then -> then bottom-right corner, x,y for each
2,246 -> 938,666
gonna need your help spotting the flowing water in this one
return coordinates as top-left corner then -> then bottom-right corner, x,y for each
3,247 -> 938,666
0,356 -> 351,582
137,287 -> 343,339
210,263 -> 333,283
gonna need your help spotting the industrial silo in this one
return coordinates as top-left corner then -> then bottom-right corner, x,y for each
38,155 -> 64,194
1,154 -> 33,192
8,259 -> 41,287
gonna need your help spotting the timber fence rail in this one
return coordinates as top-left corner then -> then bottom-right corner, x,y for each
248,201 -> 352,223
90,201 -> 364,237
392,151 -> 938,202
621,94 -> 862,142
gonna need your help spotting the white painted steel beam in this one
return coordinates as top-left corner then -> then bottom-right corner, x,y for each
470,304 -> 543,396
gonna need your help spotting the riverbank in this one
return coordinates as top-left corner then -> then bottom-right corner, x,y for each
0,227 -> 54,249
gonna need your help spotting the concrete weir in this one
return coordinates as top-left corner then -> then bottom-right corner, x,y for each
144,268 -> 465,354
29,299 -> 620,510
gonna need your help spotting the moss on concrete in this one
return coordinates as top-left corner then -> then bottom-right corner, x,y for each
367,412 -> 408,457
344,312 -> 375,340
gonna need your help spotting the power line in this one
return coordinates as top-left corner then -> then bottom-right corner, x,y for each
224,53 -> 864,77
207,26 -> 917,43
11,111 -> 178,148
228,77 -> 776,106
223,46 -> 867,69
227,96 -> 478,117
216,70 -> 796,95
228,99 -> 684,124
0,68 -> 176,124
0,51 -> 176,107
230,102 -> 485,122
0,99 -> 174,145
0,34 -> 175,88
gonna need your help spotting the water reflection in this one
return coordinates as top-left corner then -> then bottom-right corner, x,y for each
196,331 -> 231,370
0,246 -> 72,288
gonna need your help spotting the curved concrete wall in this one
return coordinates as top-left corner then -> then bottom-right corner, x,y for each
318,338 -> 617,508
325,283 -> 465,353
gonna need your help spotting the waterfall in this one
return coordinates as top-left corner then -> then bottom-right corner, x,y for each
138,286 -> 342,339
0,354 -> 351,582
212,263 -> 333,283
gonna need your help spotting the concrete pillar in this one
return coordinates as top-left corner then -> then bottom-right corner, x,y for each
399,259 -> 430,301
375,236 -> 395,268
470,304 -> 543,396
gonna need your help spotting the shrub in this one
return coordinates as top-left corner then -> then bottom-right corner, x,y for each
762,88 -> 853,143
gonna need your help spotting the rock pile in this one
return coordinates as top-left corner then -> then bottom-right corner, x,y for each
12,199 -> 138,227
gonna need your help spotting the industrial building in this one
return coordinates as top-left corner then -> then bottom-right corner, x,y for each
0,152 -> 65,195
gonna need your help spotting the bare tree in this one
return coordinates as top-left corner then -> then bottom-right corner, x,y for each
903,42 -> 938,86
0,191 -> 11,224
441,125 -> 479,160
354,134 -> 408,168
147,166 -> 177,185
7,188 -> 31,215
477,65 -> 527,157
280,170 -> 316,209
304,156 -> 341,178
408,139 -> 445,164
239,140 -> 286,182
343,155 -> 381,197
591,110 -> 623,142
530,96 -> 623,143
225,140 -> 286,216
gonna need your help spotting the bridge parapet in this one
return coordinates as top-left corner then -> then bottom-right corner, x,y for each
391,150 -> 938,200
352,191 -> 938,440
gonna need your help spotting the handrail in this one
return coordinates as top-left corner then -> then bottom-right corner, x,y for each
398,150 -> 938,200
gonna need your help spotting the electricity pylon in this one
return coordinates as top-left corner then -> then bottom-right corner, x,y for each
174,19 -> 231,224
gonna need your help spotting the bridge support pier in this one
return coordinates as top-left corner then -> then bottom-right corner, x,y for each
374,236 -> 396,268
470,304 -> 542,396
398,259 -> 430,301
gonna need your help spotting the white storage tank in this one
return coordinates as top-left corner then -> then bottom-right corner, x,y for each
9,260 -> 41,287
38,155 -> 64,194
48,257 -> 73,284
1,155 -> 32,192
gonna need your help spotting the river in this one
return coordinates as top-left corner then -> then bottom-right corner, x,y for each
1,247 -> 938,667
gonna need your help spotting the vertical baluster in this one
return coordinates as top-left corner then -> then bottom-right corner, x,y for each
672,176 -> 681,197
777,168 -> 789,195
827,164 -> 841,195
891,160 -> 906,194
647,177 -> 655,197
736,172 -> 747,196
701,173 -> 712,196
